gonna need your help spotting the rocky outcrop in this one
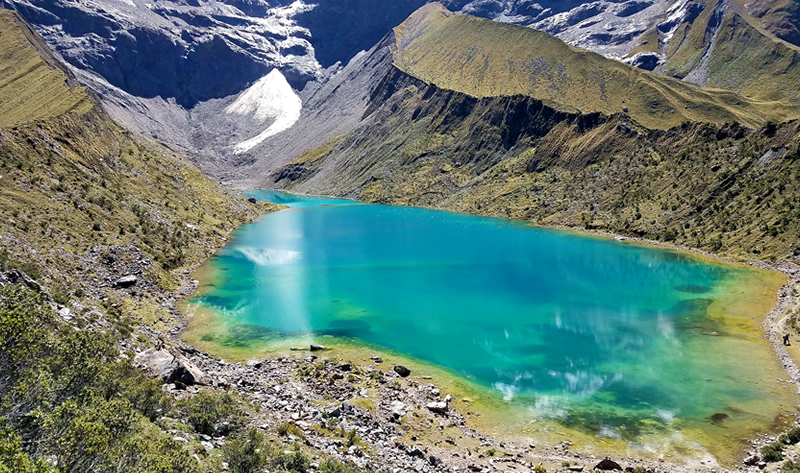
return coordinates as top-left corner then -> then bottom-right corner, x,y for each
135,347 -> 208,386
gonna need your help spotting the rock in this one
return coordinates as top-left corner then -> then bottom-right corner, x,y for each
744,454 -> 760,466
595,458 -> 623,471
337,363 -> 352,372
329,400 -> 354,418
248,197 -> 257,204
115,275 -> 137,288
568,467 -> 584,472
135,348 -> 207,386
371,355 -> 383,363
426,402 -> 448,414
57,306 -> 72,321
393,365 -> 411,377
310,344 -> 325,351
408,447 -> 425,458
1,269 -> 40,291
390,400 -> 407,418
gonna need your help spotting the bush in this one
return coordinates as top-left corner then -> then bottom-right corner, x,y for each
177,391 -> 248,436
784,460 -> 800,473
272,449 -> 310,473
761,442 -> 784,462
319,457 -> 361,473
0,284 -> 195,473
223,428 -> 270,473
277,422 -> 306,440
781,426 -> 800,445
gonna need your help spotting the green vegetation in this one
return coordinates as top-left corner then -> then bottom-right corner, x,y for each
784,459 -> 800,473
319,458 -> 361,473
761,441 -> 785,462
177,391 -> 249,436
780,426 -> 800,445
389,4 -> 800,130
0,284 -> 198,472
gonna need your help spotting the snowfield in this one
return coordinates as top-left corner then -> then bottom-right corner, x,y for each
225,69 -> 303,154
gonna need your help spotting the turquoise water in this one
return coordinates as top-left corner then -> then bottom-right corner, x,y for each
194,191 -> 791,443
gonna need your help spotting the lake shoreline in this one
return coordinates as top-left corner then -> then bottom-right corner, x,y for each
174,191 -> 800,471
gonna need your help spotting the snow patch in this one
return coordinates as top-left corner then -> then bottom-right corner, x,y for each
226,69 -> 302,153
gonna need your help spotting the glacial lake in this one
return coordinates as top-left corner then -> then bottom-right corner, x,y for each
185,191 -> 795,461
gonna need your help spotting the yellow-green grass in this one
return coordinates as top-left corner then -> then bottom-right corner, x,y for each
290,135 -> 347,165
390,3 -> 800,129
0,9 -> 92,128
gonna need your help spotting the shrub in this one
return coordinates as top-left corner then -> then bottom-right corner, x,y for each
223,428 -> 270,473
319,457 -> 361,473
277,422 -> 306,440
781,426 -> 800,445
784,459 -> 800,473
761,442 -> 784,462
272,449 -> 310,473
177,391 -> 248,436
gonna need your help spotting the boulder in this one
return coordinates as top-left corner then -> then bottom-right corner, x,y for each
426,401 -> 448,414
248,197 -> 257,204
390,400 -> 407,418
135,348 -> 208,386
370,355 -> 383,363
1,269 -> 40,291
328,400 -> 353,418
393,365 -> 411,377
337,363 -> 352,372
744,455 -> 760,466
115,275 -> 137,288
595,458 -> 622,471
310,344 -> 325,351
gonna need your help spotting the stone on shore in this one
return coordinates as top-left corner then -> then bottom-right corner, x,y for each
310,344 -> 325,351
393,365 -> 411,377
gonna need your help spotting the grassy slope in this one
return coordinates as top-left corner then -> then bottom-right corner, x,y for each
390,3 -> 800,130
0,8 -> 264,297
277,66 -> 800,263
0,10 -> 92,127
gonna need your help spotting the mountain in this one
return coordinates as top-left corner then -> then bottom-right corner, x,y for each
445,0 -> 800,104
0,6 -> 263,300
238,3 -> 800,261
4,0 -> 800,169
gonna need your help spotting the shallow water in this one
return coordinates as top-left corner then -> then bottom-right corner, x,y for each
188,190 -> 794,458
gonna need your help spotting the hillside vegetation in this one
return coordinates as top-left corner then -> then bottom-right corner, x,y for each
274,44 -> 800,262
0,9 -> 308,473
390,3 -> 800,130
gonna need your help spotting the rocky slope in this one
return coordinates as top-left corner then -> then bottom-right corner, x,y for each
237,3 -> 800,263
